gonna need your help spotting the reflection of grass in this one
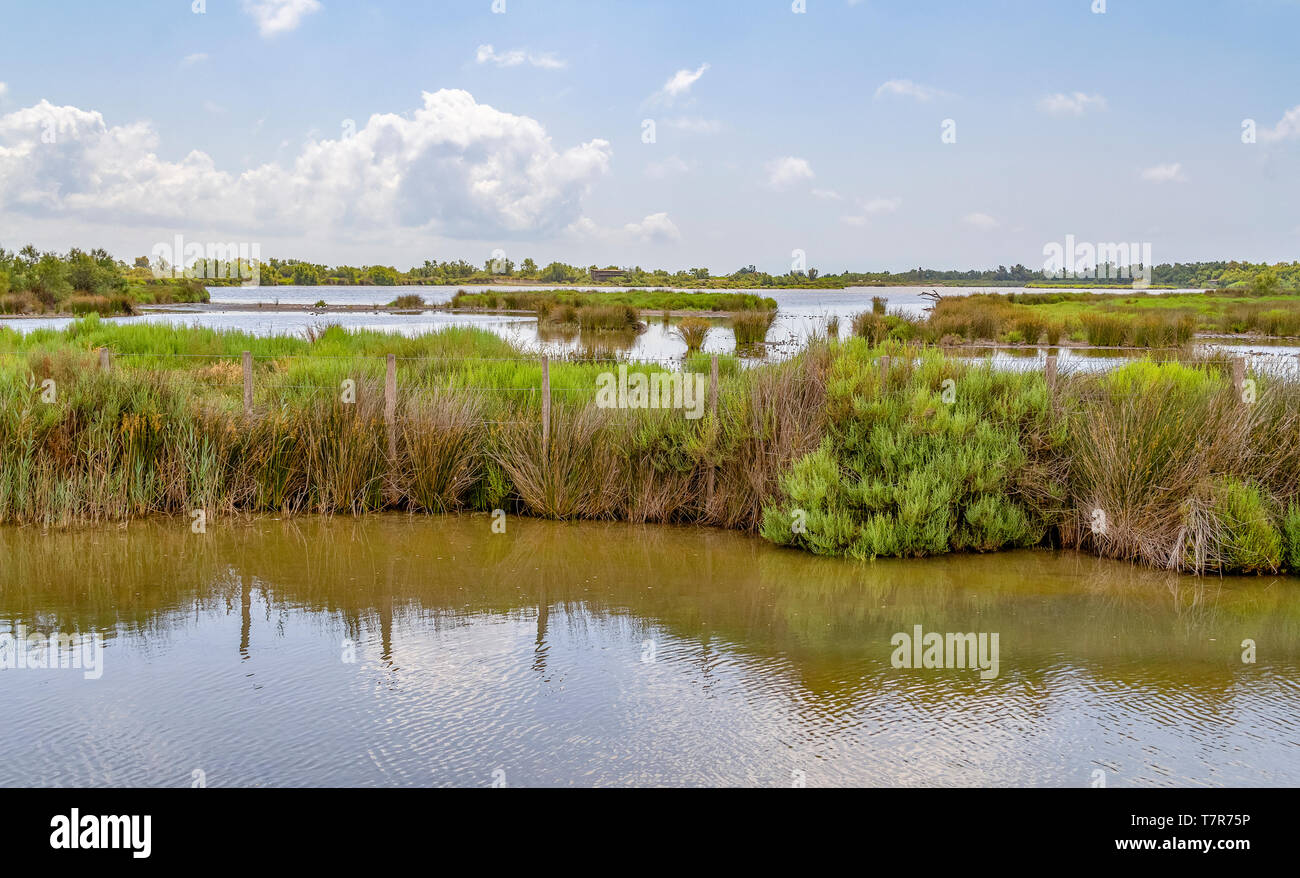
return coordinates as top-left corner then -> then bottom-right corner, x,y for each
4,518 -> 1297,716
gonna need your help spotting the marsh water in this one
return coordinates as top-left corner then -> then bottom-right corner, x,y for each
1,515 -> 1297,787
5,285 -> 1296,371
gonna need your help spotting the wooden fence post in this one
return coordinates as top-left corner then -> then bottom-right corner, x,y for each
98,348 -> 111,372
242,351 -> 253,417
879,355 -> 890,391
1232,356 -> 1246,403
541,356 -> 551,464
1045,353 -> 1058,400
706,355 -> 719,509
385,354 -> 397,461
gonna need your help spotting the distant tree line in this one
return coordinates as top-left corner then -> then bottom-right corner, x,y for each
3,244 -> 1297,303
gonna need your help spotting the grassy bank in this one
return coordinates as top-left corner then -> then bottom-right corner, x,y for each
919,290 -> 1300,347
1,320 -> 1297,576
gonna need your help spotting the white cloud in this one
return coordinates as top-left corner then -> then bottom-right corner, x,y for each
963,212 -> 1001,230
645,155 -> 692,178
765,156 -> 814,189
475,45 -> 567,70
0,83 -> 9,98
243,0 -> 322,38
1038,92 -> 1107,116
874,79 -> 948,102
861,196 -> 902,214
1140,162 -> 1186,183
811,189 -> 842,201
182,53 -> 209,66
1259,105 -> 1300,143
651,63 -> 709,105
0,91 -> 612,239
663,116 -> 723,134
841,196 -> 901,225
624,212 -> 681,243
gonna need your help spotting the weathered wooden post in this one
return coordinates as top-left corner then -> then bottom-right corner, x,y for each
879,355 -> 890,391
1045,353 -> 1058,400
385,354 -> 397,461
242,351 -> 254,417
706,355 -> 719,509
1232,356 -> 1246,404
541,355 -> 551,464
98,347 -> 111,372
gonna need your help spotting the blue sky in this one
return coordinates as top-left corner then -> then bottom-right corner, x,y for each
0,0 -> 1297,273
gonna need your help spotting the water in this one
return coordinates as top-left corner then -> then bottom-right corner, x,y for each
2,285 -> 1296,368
1,515 -> 1296,787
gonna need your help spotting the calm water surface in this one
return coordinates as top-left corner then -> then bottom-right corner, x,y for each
6,285 -> 1294,370
1,516 -> 1296,787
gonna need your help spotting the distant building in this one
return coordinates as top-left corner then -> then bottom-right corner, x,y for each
589,269 -> 625,283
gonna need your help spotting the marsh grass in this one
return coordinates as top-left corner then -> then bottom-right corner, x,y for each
3,319 -> 1298,575
730,310 -> 776,347
676,316 -> 711,352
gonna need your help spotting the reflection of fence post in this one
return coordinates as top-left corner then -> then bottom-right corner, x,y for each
706,355 -> 719,510
385,354 -> 397,461
1232,356 -> 1246,404
1045,354 -> 1058,401
541,356 -> 551,464
98,348 -> 111,372
242,351 -> 253,416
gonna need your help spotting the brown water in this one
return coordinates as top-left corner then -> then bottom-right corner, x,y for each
1,515 -> 1297,787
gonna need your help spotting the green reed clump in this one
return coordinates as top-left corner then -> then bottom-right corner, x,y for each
676,317 -> 711,352
389,294 -> 426,309
731,310 -> 776,347
577,304 -> 640,332
1012,315 -> 1046,345
1060,357 -> 1300,573
0,292 -> 37,314
851,311 -> 887,344
67,294 -> 134,316
871,296 -> 887,315
1080,312 -> 1130,346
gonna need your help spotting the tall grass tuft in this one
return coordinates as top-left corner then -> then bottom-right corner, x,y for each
731,310 -> 776,347
676,317 -> 711,352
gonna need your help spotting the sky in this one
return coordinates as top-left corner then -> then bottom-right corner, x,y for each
0,0 -> 1297,275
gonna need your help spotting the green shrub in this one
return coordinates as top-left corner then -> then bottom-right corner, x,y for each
1210,478 -> 1283,574
1283,504 -> 1300,572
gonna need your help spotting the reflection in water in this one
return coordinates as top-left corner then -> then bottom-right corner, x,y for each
0,516 -> 1296,787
